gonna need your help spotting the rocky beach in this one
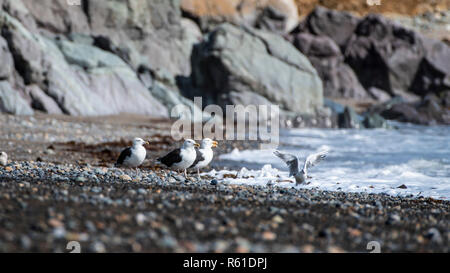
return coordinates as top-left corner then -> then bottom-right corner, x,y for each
0,0 -> 449,253
0,114 -> 449,253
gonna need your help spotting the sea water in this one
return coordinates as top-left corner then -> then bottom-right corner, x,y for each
210,123 -> 450,200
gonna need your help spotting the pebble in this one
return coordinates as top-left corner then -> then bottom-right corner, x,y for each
0,155 -> 448,253
261,231 -> 277,241
425,228 -> 443,244
119,174 -> 132,181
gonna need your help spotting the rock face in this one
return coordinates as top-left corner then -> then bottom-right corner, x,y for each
0,0 -> 209,117
181,0 -> 299,33
0,9 -> 168,116
0,81 -> 33,115
289,6 -> 450,125
189,23 -> 323,115
0,1 -> 448,127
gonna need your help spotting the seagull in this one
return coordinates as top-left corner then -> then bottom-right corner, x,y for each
189,138 -> 218,178
274,149 -> 328,185
115,138 -> 149,173
157,139 -> 199,178
0,151 -> 7,166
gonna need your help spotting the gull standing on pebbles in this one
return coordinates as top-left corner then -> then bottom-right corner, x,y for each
274,150 -> 328,185
0,152 -> 7,166
189,138 -> 218,178
157,139 -> 199,178
115,138 -> 148,173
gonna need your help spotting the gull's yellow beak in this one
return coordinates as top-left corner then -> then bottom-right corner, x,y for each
212,141 -> 218,148
194,143 -> 200,148
145,141 -> 150,145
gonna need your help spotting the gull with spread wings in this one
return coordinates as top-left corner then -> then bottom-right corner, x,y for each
274,149 -> 328,185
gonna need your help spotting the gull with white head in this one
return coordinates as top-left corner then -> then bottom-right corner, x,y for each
189,138 -> 218,178
115,138 -> 149,174
157,139 -> 199,178
0,151 -> 7,166
274,149 -> 328,185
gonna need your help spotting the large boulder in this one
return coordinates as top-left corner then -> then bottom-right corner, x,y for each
293,6 -> 360,49
0,81 -> 33,115
369,95 -> 450,125
292,33 -> 370,100
0,36 -> 14,80
181,0 -> 299,33
0,10 -> 168,116
190,23 -> 323,115
410,39 -> 450,96
344,14 -> 426,97
87,0 -> 194,76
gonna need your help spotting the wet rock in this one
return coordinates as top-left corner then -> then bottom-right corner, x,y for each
362,112 -> 389,129
372,95 -> 449,125
338,106 -> 363,129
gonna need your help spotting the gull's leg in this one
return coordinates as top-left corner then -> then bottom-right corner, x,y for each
197,168 -> 200,179
184,169 -> 188,178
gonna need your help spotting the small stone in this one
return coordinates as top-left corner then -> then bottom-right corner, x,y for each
386,214 -> 401,225
137,188 -> 147,195
75,176 -> 87,183
91,187 -> 102,193
48,218 -> 63,228
5,166 -> 13,172
272,215 -> 284,224
347,228 -> 362,237
318,229 -> 331,238
135,213 -> 147,226
91,241 -> 106,253
211,179 -> 218,186
397,184 -> 408,189
194,222 -> 205,231
262,231 -> 276,241
425,228 -> 443,244
119,174 -> 132,181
